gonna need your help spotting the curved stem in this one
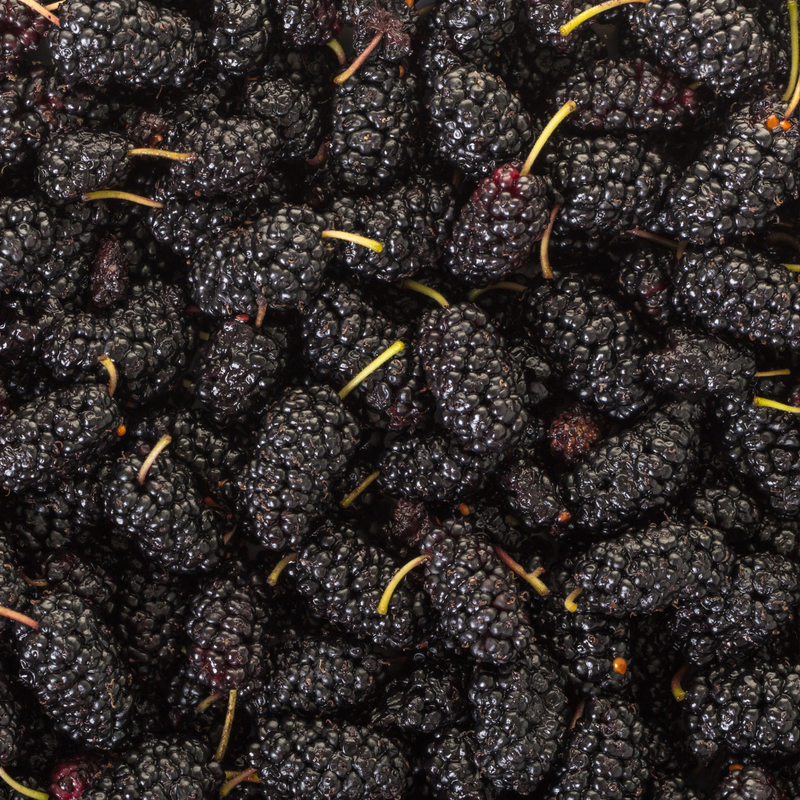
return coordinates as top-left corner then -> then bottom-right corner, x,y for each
494,547 -> 550,596
321,230 -> 383,252
564,587 -> 583,613
0,769 -> 49,800
334,31 -> 384,84
213,690 -> 237,763
220,769 -> 257,797
138,435 -> 172,485
341,470 -> 381,508
126,148 -> 196,162
338,341 -> 405,399
267,553 -> 297,586
626,228 -> 681,252
784,1 -> 799,102
97,355 -> 117,397
540,204 -> 560,279
82,190 -> 162,209
326,38 -> 346,65
403,279 -> 449,307
671,663 -> 689,701
378,555 -> 430,614
520,101 -> 577,177
786,66 -> 800,119
559,0 -> 648,36
196,692 -> 224,714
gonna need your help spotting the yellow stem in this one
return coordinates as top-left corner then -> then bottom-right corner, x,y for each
494,547 -> 550,596
671,663 -> 689,702
97,355 -> 117,397
224,772 -> 261,784
378,555 -> 430,614
540,204 -> 560,279
82,190 -> 163,209
784,1 -> 799,102
321,230 -> 383,252
196,692 -> 224,714
783,263 -> 800,272
754,369 -> 791,377
326,38 -> 346,65
126,147 -> 196,162
138,435 -> 171,485
564,587 -> 583,613
0,769 -> 49,800
220,769 -> 257,797
520,101 -> 577,177
559,0 -> 649,36
754,396 -> 800,413
786,65 -> 800,119
466,282 -> 527,301
267,553 -> 297,586
334,31 -> 384,84
403,279 -> 449,307
341,470 -> 381,508
338,341 -> 405,399
213,690 -> 237,763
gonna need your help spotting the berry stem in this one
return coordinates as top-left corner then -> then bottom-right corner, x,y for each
786,68 -> 800,119
97,355 -> 118,397
494,547 -> 550,596
782,263 -> 800,272
467,282 -> 527,301
326,38 -> 346,65
559,0 -> 649,36
520,101 -> 577,177
254,298 -> 267,329
334,31 -> 384,84
126,147 -> 197,162
213,690 -> 237,763
321,230 -> 383,252
0,769 -> 49,800
82,191 -> 163,209
341,470 -> 381,508
338,340 -> 405,399
14,0 -> 58,24
196,692 -> 224,714
671,663 -> 689,701
378,555 -> 430,614
20,574 -> 47,588
540,204 -> 560,279
755,369 -> 791,377
224,772 -> 261,783
568,700 -> 585,730
626,228 -> 683,252
0,607 -> 38,629
138,435 -> 172,485
306,139 -> 329,167
220,769 -> 257,797
403,279 -> 450,307
564,587 -> 583,613
783,1 -> 799,102
222,524 -> 237,545
267,553 -> 297,586
754,396 -> 800,413
44,0 -> 64,8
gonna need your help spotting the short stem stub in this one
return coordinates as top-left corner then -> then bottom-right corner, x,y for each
326,38 -> 346,65
338,341 -> 405,400
98,354 -> 118,397
138,435 -> 172,485
378,555 -> 430,614
564,587 -> 583,613
494,547 -> 550,596
671,663 -> 690,701
267,553 -> 297,586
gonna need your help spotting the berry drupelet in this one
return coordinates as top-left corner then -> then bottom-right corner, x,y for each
428,65 -> 534,178
570,521 -> 735,616
207,0 -> 270,75
417,301 -> 529,456
294,520 -> 428,649
330,61 -> 419,193
524,274 -> 655,420
562,400 -> 704,533
710,767 -> 785,800
422,727 -> 490,800
238,385 -> 361,553
146,196 -> 239,257
247,716 -> 410,800
0,0 -> 46,76
15,593 -> 135,748
0,197 -> 55,293
50,0 -> 203,88
191,318 -> 287,428
0,382 -> 121,493
660,94 -> 800,245
421,516 -> 534,664
553,57 -> 699,133
274,0 -> 340,46
469,641 -> 570,794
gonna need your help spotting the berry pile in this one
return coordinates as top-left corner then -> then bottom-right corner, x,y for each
2,0 -> 800,798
